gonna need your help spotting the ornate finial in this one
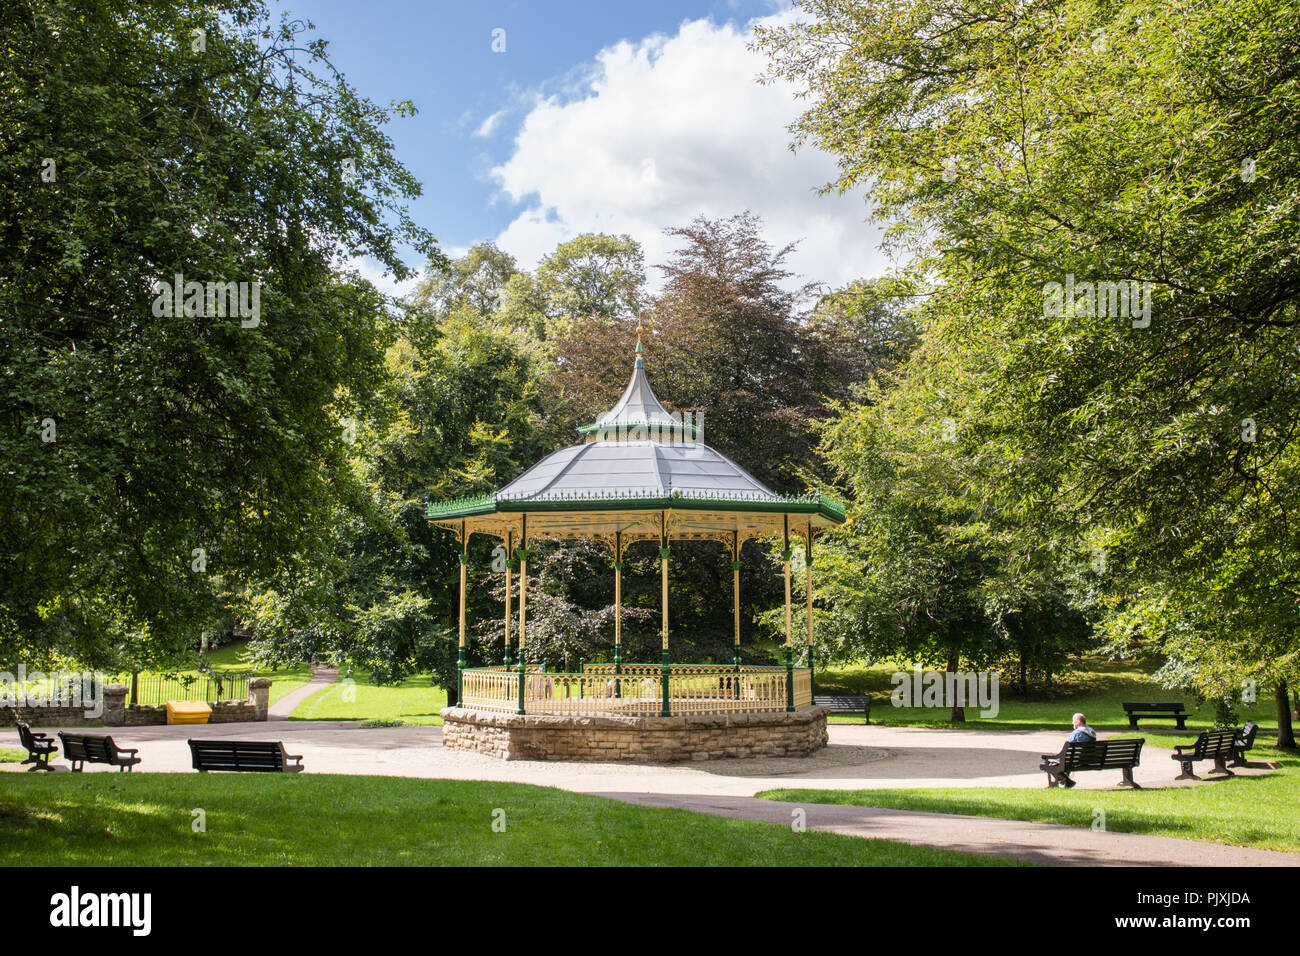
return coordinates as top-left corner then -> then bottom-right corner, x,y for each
635,321 -> 644,355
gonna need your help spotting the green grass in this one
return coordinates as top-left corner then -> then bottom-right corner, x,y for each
760,742 -> 1300,852
0,774 -> 1019,866
196,642 -> 313,705
289,670 -> 446,724
0,748 -> 26,764
817,657 -> 1277,732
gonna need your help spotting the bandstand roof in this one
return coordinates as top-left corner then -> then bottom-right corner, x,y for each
427,330 -> 845,551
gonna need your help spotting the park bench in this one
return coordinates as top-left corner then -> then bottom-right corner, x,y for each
58,732 -> 141,772
1231,721 -> 1258,767
16,723 -> 57,771
1172,727 -> 1238,780
189,739 -> 304,773
813,695 -> 872,724
1121,701 -> 1188,729
1039,738 -> 1144,789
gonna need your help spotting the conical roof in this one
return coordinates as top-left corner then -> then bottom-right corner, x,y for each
593,357 -> 680,432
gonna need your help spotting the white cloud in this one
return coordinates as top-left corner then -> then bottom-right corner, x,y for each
346,255 -> 423,300
488,15 -> 890,293
474,109 -> 508,139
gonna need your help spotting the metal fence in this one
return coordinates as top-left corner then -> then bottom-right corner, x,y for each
117,672 -> 253,706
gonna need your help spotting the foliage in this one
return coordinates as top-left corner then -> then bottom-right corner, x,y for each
0,0 -> 436,670
756,0 -> 1300,714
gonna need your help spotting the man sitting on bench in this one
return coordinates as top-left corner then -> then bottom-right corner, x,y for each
1043,714 -> 1097,787
1066,713 -> 1098,744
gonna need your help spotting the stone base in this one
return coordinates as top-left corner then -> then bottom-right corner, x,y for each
441,706 -> 829,762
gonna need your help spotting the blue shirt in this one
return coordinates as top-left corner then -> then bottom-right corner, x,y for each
1067,726 -> 1097,743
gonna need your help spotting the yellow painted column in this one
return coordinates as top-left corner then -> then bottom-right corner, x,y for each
661,553 -> 669,650
733,564 -> 741,652
519,555 -> 527,654
806,524 -> 815,701
783,517 -> 794,712
660,513 -> 671,717
504,552 -> 512,666
615,563 -> 622,651
783,557 -> 793,646
457,522 -> 468,706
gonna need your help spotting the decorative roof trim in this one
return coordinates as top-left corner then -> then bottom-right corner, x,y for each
426,490 -> 847,523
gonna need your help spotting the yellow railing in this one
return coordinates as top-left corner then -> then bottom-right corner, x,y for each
458,664 -> 812,717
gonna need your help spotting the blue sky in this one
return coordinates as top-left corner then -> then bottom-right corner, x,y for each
294,0 -> 887,292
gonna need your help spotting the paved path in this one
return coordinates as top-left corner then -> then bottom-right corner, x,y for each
594,792 -> 1300,867
266,665 -> 337,719
7,720 -> 1295,866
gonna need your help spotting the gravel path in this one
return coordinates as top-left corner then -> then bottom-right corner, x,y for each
266,665 -> 338,718
6,720 -> 1293,866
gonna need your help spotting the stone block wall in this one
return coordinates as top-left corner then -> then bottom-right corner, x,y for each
1,677 -> 272,727
441,706 -> 830,762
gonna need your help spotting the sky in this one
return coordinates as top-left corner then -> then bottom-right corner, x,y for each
294,0 -> 890,296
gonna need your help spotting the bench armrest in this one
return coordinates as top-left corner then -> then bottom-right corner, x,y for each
284,752 -> 303,762
117,748 -> 139,756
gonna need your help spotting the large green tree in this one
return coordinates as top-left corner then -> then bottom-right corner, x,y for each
0,0 -> 436,670
757,0 -> 1300,740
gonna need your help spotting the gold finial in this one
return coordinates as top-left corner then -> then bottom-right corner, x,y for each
635,322 -> 644,355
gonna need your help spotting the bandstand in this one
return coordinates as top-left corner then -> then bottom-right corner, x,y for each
428,327 -> 845,760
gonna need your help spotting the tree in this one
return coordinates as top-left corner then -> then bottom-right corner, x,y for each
757,0 -> 1300,740
499,234 -> 645,345
245,299 -> 554,693
411,243 -> 518,319
554,213 -> 860,493
0,1 -> 437,670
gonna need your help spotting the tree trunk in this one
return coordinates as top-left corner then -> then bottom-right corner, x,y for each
1277,680 -> 1296,749
947,650 -> 965,722
1017,653 -> 1028,697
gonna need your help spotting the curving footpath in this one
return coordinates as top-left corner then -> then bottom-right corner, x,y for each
266,664 -> 338,719
5,719 -> 1297,866
594,791 -> 1300,867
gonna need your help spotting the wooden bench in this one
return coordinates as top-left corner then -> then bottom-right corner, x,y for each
1122,701 -> 1187,729
189,739 -> 304,773
1039,738 -> 1144,789
58,732 -> 141,772
16,723 -> 57,771
1231,721 -> 1258,768
813,695 -> 872,724
1172,727 -> 1238,780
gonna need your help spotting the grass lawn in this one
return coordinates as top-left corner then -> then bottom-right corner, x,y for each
0,774 -> 1019,867
0,748 -> 26,764
760,739 -> 1300,852
817,657 -> 1278,732
289,670 -> 446,724
197,642 -> 313,706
